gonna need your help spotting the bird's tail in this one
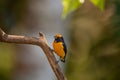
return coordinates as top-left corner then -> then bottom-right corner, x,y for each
60,58 -> 65,63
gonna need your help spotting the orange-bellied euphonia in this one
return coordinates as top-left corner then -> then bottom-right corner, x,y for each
53,34 -> 67,62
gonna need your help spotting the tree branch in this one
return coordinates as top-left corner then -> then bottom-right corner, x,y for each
0,28 -> 66,80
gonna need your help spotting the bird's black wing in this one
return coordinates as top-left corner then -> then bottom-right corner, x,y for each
63,42 -> 67,54
61,37 -> 67,54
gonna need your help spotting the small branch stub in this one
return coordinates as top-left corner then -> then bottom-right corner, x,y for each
39,32 -> 44,37
39,32 -> 49,46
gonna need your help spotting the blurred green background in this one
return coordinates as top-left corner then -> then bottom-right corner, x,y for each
0,0 -> 120,80
66,0 -> 120,80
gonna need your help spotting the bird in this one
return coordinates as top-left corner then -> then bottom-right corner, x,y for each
53,34 -> 67,63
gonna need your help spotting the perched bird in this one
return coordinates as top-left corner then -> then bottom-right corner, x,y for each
53,34 -> 67,62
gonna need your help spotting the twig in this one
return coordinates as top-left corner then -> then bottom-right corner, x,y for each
0,28 -> 66,80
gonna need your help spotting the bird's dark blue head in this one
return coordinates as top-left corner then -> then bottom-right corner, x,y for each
54,34 -> 64,42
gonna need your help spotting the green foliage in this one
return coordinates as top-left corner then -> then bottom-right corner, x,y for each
62,0 -> 105,18
62,0 -> 82,18
0,43 -> 15,80
90,0 -> 105,10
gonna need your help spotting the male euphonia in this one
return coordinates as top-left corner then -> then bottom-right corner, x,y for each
53,34 -> 67,62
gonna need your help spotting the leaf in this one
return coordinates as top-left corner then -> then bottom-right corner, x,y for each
61,0 -> 105,18
90,0 -> 105,11
62,0 -> 82,18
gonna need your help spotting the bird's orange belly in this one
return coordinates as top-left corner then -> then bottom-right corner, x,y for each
53,42 -> 65,58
